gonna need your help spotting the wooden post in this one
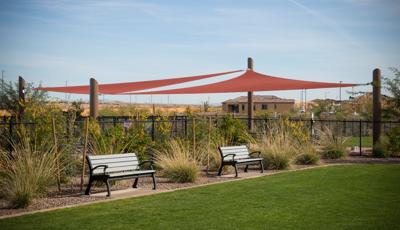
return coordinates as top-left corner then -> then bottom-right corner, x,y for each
90,78 -> 99,119
207,116 -> 211,174
52,118 -> 61,192
80,117 -> 90,192
18,76 -> 25,121
372,68 -> 381,149
359,119 -> 362,156
192,117 -> 196,155
247,57 -> 254,131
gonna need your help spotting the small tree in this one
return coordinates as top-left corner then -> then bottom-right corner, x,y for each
384,68 -> 400,119
0,80 -> 48,118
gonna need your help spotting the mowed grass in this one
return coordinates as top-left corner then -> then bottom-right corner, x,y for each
345,136 -> 373,148
1,165 -> 400,230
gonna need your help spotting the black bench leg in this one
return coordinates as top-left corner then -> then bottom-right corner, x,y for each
152,174 -> 157,190
85,177 -> 93,195
133,178 -> 139,188
244,165 -> 249,172
234,164 -> 238,177
217,164 -> 224,176
260,160 -> 264,173
105,179 -> 111,197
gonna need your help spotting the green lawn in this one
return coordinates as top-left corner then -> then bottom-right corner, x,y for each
1,165 -> 400,230
345,136 -> 373,148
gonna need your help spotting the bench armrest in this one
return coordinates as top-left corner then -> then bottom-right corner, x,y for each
249,151 -> 261,158
139,160 -> 155,170
91,165 -> 108,174
222,153 -> 236,161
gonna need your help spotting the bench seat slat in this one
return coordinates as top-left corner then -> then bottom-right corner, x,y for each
225,158 -> 263,163
93,165 -> 140,175
90,157 -> 138,164
219,145 -> 248,150
91,161 -> 139,169
88,153 -> 137,159
107,170 -> 156,178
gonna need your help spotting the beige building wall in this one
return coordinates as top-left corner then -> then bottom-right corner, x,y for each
223,102 -> 294,114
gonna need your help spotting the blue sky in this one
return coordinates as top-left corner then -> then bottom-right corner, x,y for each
0,0 -> 399,105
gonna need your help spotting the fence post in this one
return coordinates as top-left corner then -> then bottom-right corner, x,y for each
184,116 -> 188,137
310,118 -> 314,141
359,119 -> 362,156
8,117 -> 13,154
80,117 -> 90,192
51,117 -> 61,192
192,117 -> 196,156
151,116 -> 155,141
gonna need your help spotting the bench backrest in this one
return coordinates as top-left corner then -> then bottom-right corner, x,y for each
87,153 -> 139,175
219,145 -> 250,161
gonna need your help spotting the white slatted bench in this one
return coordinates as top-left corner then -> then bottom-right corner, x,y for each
218,145 -> 264,177
85,153 -> 156,197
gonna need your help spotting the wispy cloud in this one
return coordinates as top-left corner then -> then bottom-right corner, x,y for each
288,0 -> 360,46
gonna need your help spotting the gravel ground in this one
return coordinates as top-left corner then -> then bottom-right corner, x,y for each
0,167 -> 264,217
1,158 -> 398,218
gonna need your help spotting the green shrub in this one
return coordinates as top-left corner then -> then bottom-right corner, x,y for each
372,137 -> 390,158
317,128 -> 348,159
88,121 -> 150,159
218,115 -> 254,145
154,139 -> 199,183
387,127 -> 400,156
0,137 -> 60,208
296,144 -> 320,165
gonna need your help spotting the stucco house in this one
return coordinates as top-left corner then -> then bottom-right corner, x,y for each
222,95 -> 295,114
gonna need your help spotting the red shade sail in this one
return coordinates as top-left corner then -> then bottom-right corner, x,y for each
35,70 -> 243,94
126,70 -> 359,94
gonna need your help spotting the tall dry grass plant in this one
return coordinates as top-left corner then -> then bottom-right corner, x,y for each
317,127 -> 349,159
255,120 -> 304,169
0,135 -> 61,208
296,143 -> 320,165
154,139 -> 200,183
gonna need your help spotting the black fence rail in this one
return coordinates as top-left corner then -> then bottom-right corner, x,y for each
1,115 -> 399,156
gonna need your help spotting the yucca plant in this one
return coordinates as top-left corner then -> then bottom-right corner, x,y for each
154,139 -> 199,183
0,135 -> 61,208
317,127 -> 349,159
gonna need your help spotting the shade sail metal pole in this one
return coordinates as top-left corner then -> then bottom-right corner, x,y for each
372,68 -> 381,150
247,57 -> 254,131
90,78 -> 99,119
18,76 -> 25,120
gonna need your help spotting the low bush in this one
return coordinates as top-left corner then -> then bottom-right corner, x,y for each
372,142 -> 390,158
88,121 -> 150,159
218,115 -> 254,145
387,127 -> 400,156
154,139 -> 199,183
317,128 -> 348,159
296,144 -> 320,165
0,137 -> 61,208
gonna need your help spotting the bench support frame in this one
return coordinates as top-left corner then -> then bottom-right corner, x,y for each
218,147 -> 264,177
85,156 -> 156,197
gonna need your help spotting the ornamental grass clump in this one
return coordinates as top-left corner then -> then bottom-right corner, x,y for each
257,126 -> 298,170
154,139 -> 199,183
317,128 -> 348,159
296,143 -> 320,165
0,137 -> 60,208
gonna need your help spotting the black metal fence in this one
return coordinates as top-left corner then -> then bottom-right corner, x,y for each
1,115 -> 399,155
